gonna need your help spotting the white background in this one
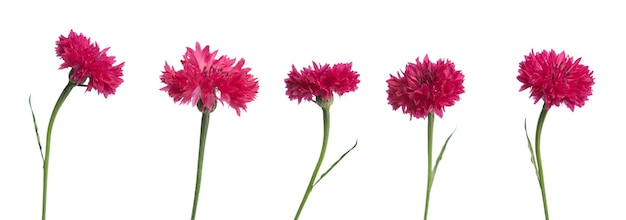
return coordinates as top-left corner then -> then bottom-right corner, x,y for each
1,0 -> 624,219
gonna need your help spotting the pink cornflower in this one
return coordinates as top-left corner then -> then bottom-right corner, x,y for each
160,42 -> 259,115
55,30 -> 124,97
285,62 -> 360,106
286,62 -> 360,219
38,30 -> 125,219
386,55 -> 465,119
517,49 -> 595,111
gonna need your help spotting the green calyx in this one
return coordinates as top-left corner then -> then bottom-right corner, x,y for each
314,94 -> 334,110
196,99 -> 218,113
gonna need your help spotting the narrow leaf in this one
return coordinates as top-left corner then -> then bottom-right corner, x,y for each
313,140 -> 358,187
433,126 -> 456,177
29,95 -> 44,162
524,118 -> 539,180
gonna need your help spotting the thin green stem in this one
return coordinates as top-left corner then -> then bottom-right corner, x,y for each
535,105 -> 550,220
42,81 -> 76,220
423,112 -> 435,220
294,107 -> 331,220
191,112 -> 211,220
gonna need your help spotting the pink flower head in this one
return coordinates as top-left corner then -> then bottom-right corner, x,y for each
387,55 -> 465,119
55,30 -> 124,98
160,42 -> 259,115
517,49 -> 595,111
285,61 -> 360,106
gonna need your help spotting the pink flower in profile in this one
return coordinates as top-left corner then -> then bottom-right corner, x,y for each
55,30 -> 124,97
517,49 -> 595,111
160,42 -> 259,115
387,55 -> 465,119
287,62 -> 360,218
285,62 -> 360,105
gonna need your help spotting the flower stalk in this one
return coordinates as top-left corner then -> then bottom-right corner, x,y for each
423,112 -> 435,220
534,104 -> 550,219
420,112 -> 456,220
191,111 -> 211,220
294,106 -> 331,220
42,81 -> 76,220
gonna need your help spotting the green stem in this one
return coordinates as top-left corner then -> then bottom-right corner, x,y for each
423,112 -> 435,220
42,81 -> 76,220
294,107 -> 331,220
535,104 -> 550,220
191,112 -> 211,220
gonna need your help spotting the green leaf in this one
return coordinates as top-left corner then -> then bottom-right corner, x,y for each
525,118 -> 539,180
433,126 -> 456,177
313,140 -> 358,187
29,95 -> 44,162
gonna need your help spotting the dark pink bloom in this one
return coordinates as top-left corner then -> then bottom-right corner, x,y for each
387,55 -> 465,119
55,30 -> 124,97
517,49 -> 595,111
285,62 -> 360,104
160,42 -> 259,115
